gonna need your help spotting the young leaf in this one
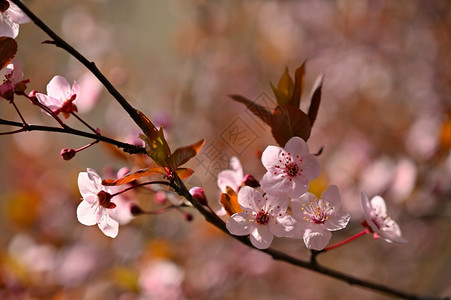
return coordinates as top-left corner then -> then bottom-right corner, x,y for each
102,167 -> 166,186
290,61 -> 306,108
167,139 -> 205,170
270,81 -> 291,106
270,104 -> 311,146
137,110 -> 171,166
307,74 -> 324,128
0,37 -> 17,70
229,94 -> 272,125
219,186 -> 242,216
278,66 -> 294,97
175,168 -> 195,180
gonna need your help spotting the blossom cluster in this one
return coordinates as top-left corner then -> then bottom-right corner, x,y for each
218,137 -> 406,250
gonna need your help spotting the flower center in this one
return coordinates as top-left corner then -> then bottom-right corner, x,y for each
302,199 -> 334,224
255,210 -> 270,225
284,162 -> 300,177
97,190 -> 116,209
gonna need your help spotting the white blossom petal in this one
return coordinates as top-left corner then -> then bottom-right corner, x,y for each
250,226 -> 273,249
226,212 -> 254,236
76,200 -> 97,226
46,75 -> 72,101
97,210 -> 119,238
6,2 -> 30,24
284,136 -> 308,154
269,214 -> 297,237
303,227 -> 332,250
0,13 -> 18,38
237,186 -> 262,211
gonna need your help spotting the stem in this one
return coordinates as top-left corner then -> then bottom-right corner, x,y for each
11,100 -> 27,126
0,118 -> 145,154
110,181 -> 171,198
71,112 -> 98,134
323,229 -> 370,252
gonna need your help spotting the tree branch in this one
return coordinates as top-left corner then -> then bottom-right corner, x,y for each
0,118 -> 145,154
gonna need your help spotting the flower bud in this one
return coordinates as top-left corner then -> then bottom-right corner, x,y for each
60,148 -> 76,160
189,187 -> 207,206
130,205 -> 144,216
243,174 -> 260,188
184,213 -> 193,222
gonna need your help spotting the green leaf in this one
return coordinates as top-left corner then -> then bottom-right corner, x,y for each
167,139 -> 205,170
229,94 -> 272,125
0,37 -> 17,70
270,104 -> 311,146
137,110 -> 171,166
102,167 -> 166,186
290,61 -> 306,108
270,81 -> 291,106
307,74 -> 324,128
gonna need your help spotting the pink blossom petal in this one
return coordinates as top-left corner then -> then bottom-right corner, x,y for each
6,2 -> 30,24
321,185 -> 342,209
217,169 -> 242,192
226,212 -> 254,235
324,211 -> 350,231
303,226 -> 332,250
261,145 -> 283,171
77,172 -> 99,201
250,226 -> 273,249
378,219 -> 407,243
76,201 -> 97,226
264,194 -> 289,214
284,136 -> 308,154
35,93 -> 61,112
237,186 -> 262,211
0,13 -> 19,38
97,211 -> 119,238
299,155 -> 321,180
269,214 -> 297,237
286,175 -> 310,198
46,75 -> 72,101
370,195 -> 388,217
260,172 -> 285,196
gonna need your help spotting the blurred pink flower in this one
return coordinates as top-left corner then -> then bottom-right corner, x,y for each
260,136 -> 320,198
226,186 -> 296,249
217,156 -> 244,193
0,1 -> 30,38
36,75 -> 80,118
77,168 -> 119,238
361,192 -> 407,243
139,259 -> 185,300
291,185 -> 350,250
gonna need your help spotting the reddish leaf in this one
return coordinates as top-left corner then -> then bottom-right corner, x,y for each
167,139 -> 205,170
270,81 -> 291,106
219,186 -> 242,216
290,61 -> 306,108
137,110 -> 171,166
229,94 -> 272,125
307,74 -> 324,128
175,168 -> 194,179
102,167 -> 165,186
270,104 -> 311,146
0,37 -> 17,70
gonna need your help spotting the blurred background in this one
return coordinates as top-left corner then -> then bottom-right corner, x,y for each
0,0 -> 450,299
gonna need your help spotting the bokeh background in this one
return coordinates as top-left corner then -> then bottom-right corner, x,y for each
0,0 -> 450,299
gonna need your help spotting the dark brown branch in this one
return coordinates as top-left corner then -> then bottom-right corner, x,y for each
0,118 -> 145,154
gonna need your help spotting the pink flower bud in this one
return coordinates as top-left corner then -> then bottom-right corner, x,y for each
189,187 -> 207,206
60,148 -> 76,160
243,174 -> 260,188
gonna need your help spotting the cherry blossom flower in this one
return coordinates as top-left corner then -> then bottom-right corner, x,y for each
77,168 -> 119,238
260,136 -> 320,198
0,0 -> 30,39
291,185 -> 350,250
361,192 -> 407,243
217,156 -> 244,193
36,75 -> 80,118
226,186 -> 296,249
0,59 -> 29,101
